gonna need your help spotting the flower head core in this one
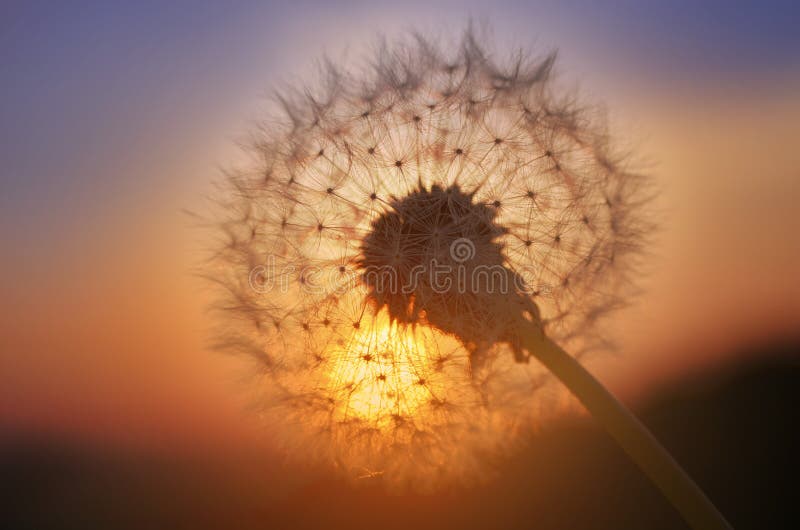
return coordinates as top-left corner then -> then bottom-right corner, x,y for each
360,183 -> 533,370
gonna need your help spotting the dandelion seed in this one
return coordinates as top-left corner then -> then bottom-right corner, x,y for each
211,26 -> 638,478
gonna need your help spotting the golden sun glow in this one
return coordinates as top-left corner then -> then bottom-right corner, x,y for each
326,313 -> 435,426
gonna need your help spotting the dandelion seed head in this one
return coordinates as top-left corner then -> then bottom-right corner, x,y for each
206,26 -> 650,488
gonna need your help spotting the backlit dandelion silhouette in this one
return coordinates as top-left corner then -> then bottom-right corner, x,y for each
207,28 -> 730,529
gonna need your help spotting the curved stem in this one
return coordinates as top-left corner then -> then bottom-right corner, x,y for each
521,326 -> 732,530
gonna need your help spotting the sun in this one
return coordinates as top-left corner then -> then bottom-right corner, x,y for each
325,312 -> 436,426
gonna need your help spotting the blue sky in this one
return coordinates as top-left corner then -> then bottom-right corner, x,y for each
1,0 -> 798,248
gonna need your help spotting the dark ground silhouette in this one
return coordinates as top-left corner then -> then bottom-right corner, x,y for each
3,339 -> 798,530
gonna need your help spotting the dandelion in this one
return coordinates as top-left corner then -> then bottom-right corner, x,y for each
205,27 -> 730,528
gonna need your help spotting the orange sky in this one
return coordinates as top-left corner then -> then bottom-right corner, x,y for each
2,3 -> 799,458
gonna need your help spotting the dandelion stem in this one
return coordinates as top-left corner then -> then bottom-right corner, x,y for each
521,326 -> 732,530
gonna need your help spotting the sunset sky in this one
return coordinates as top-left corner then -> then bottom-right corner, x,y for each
2,0 -> 799,457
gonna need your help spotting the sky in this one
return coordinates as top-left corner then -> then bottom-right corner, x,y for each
1,0 -> 799,455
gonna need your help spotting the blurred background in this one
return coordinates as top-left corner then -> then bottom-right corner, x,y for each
1,1 -> 799,528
